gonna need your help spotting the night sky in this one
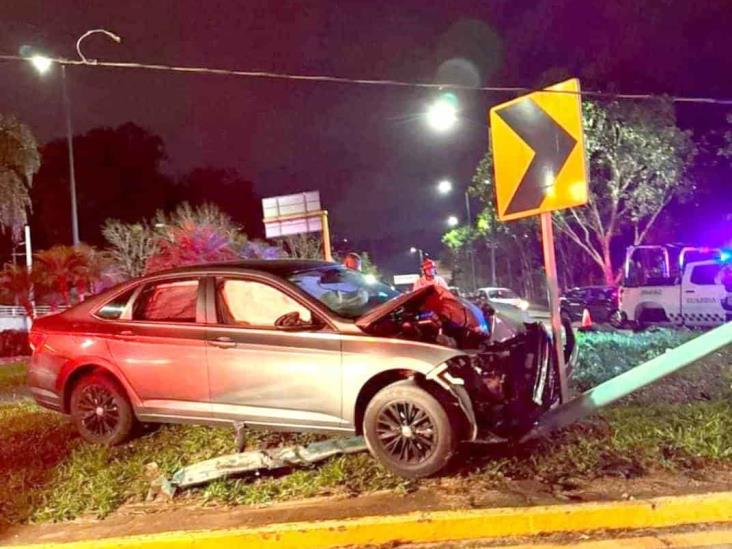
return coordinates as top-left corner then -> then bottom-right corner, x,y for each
1,0 -> 731,276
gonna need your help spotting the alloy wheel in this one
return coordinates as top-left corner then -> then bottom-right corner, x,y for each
376,401 -> 436,463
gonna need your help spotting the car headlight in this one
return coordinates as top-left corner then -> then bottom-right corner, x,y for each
519,300 -> 530,311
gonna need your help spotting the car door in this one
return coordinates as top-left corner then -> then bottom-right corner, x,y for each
204,275 -> 345,431
105,276 -> 210,420
682,263 -> 727,326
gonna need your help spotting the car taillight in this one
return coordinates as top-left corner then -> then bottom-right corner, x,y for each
29,331 -> 48,353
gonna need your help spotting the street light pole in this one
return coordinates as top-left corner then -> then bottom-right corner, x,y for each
61,65 -> 79,246
464,191 -> 477,291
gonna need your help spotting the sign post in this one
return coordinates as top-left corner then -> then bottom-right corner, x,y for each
489,78 -> 588,403
539,212 -> 569,399
262,191 -> 333,261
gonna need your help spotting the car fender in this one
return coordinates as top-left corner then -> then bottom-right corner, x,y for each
57,354 -> 143,409
341,337 -> 470,424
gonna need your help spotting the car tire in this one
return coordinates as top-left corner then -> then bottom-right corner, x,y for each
363,379 -> 457,479
69,372 -> 135,446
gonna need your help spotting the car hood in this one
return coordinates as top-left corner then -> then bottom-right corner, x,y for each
355,285 -> 435,329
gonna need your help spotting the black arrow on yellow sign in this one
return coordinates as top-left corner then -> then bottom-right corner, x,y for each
495,98 -> 577,215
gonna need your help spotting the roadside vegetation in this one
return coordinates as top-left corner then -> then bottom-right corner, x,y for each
0,331 -> 729,526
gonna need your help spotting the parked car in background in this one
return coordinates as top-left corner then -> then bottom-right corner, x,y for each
475,287 -> 529,311
560,286 -> 619,324
447,286 -> 463,297
28,260 -> 575,478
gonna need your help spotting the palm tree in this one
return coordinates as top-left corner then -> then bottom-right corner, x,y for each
34,246 -> 84,307
75,244 -> 114,298
0,114 -> 40,240
0,264 -> 35,317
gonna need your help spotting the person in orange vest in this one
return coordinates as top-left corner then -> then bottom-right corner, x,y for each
413,258 -> 449,291
343,252 -> 362,272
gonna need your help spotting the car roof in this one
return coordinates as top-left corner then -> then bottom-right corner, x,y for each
159,259 -> 336,277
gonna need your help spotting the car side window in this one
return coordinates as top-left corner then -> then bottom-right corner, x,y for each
690,264 -> 721,286
96,287 -> 137,320
132,279 -> 200,323
215,278 -> 312,327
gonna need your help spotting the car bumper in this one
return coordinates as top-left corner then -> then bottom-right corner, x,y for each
30,387 -> 64,412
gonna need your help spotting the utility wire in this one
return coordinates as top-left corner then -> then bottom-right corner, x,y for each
2,53 -> 732,105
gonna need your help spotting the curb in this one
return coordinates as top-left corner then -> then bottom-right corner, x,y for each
7,491 -> 732,549
500,529 -> 732,549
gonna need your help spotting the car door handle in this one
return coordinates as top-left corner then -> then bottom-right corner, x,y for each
685,290 -> 695,294
209,337 -> 237,349
117,330 -> 134,337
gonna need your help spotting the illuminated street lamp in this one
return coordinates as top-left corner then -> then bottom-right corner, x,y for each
426,93 -> 458,133
447,215 -> 459,228
25,30 -> 121,246
437,179 -> 453,195
29,55 -> 52,74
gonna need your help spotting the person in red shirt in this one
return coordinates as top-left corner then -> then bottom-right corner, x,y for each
412,258 -> 448,291
342,252 -> 362,272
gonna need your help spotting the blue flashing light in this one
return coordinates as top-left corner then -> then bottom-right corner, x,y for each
720,250 -> 732,262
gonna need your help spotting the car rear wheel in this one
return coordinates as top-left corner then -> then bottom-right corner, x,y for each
70,372 -> 135,446
363,380 -> 457,479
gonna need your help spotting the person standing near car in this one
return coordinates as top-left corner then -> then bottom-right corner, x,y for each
413,258 -> 448,291
343,252 -> 362,271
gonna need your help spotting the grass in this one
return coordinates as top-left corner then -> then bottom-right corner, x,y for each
0,331 -> 729,526
0,361 -> 29,394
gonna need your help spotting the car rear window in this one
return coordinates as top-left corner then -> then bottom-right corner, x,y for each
96,287 -> 136,320
132,279 -> 199,323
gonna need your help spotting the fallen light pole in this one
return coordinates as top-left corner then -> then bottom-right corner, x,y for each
523,321 -> 732,442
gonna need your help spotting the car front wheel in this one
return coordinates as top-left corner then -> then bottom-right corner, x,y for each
69,372 -> 135,446
363,380 -> 457,479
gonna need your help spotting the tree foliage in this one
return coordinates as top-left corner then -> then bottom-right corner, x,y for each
102,220 -> 158,279
34,245 -> 85,307
0,114 -> 40,240
553,99 -> 696,283
459,100 -> 696,287
31,123 -> 171,248
145,203 -> 238,274
279,234 -> 324,260
0,264 -> 35,317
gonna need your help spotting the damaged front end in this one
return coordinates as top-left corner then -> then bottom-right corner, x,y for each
437,320 -> 573,441
358,285 -> 577,442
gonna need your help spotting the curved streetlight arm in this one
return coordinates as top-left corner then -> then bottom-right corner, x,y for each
76,29 -> 122,64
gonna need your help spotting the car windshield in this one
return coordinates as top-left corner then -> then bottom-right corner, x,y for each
288,267 -> 400,319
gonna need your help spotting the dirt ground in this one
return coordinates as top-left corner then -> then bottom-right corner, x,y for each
3,469 -> 732,546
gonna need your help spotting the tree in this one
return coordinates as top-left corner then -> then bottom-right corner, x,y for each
553,99 -> 696,284
31,123 -> 173,248
173,167 -> 262,238
359,252 -> 380,277
451,152 -> 545,299
0,114 -> 40,240
462,100 -> 696,287
279,234 -> 324,260
0,264 -> 35,317
145,203 -> 238,273
34,245 -> 84,307
102,220 -> 158,279
75,244 -> 115,298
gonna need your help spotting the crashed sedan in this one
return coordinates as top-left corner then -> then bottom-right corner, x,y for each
28,260 -> 575,478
